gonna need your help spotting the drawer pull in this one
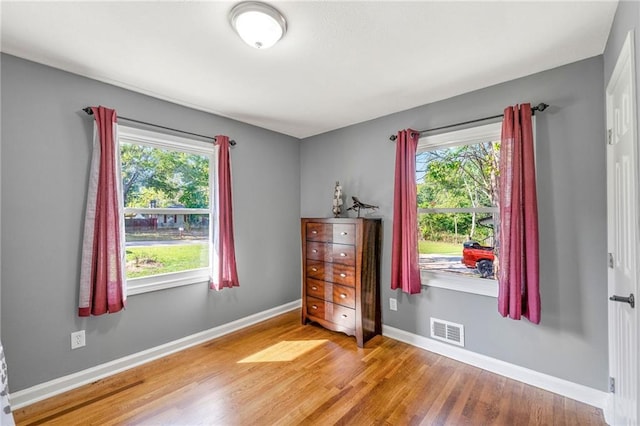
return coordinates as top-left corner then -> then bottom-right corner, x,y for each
312,249 -> 318,253
341,232 -> 348,236
311,230 -> 318,234
340,293 -> 347,299
311,286 -> 318,291
311,267 -> 318,272
339,253 -> 347,257
311,305 -> 318,310
341,314 -> 348,318
339,273 -> 347,277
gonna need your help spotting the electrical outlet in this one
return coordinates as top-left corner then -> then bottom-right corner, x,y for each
71,330 -> 86,350
389,298 -> 398,311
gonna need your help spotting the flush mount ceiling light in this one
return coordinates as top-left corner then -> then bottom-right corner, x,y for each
229,1 -> 287,49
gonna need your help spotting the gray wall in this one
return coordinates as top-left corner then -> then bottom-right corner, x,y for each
0,54 -> 301,391
301,56 -> 608,390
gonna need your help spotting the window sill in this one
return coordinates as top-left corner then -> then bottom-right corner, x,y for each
127,268 -> 209,296
421,270 -> 498,298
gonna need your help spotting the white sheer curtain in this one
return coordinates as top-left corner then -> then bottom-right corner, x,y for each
1,341 -> 15,426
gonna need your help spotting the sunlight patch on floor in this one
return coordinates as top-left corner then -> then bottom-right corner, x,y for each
238,340 -> 328,363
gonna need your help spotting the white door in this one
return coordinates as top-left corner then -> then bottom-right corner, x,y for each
607,30 -> 638,426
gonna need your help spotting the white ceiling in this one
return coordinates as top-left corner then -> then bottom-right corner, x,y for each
1,1 -> 618,139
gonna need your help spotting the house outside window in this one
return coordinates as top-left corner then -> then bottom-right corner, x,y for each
118,126 -> 215,295
416,122 -> 502,297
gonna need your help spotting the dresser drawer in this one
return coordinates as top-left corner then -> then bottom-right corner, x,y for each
332,304 -> 356,328
306,223 -> 330,242
306,296 -> 325,318
306,260 -> 327,280
306,278 -> 325,299
306,280 -> 354,309
306,260 -> 355,286
329,244 -> 355,266
331,263 -> 356,286
332,284 -> 355,309
331,224 -> 355,245
306,297 -> 355,330
306,242 -> 355,266
306,241 -> 326,262
305,222 -> 356,245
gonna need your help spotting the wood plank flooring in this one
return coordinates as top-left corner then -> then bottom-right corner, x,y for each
13,310 -> 605,425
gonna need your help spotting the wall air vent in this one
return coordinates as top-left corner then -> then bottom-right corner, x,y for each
430,318 -> 465,347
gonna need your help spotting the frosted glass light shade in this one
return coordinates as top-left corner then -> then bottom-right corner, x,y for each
229,2 -> 287,49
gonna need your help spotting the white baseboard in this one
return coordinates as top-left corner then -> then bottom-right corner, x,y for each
10,299 -> 302,409
602,393 -> 614,424
11,302 -> 609,415
383,325 -> 609,411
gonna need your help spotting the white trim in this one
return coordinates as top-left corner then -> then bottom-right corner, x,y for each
419,207 -> 498,214
119,124 -> 216,295
383,325 -> 608,410
604,393 -> 614,425
416,121 -> 501,297
118,125 -> 213,155
10,301 -> 606,413
126,268 -> 210,295
420,270 -> 498,298
421,270 -> 498,298
125,207 -> 210,215
605,29 -> 639,426
9,300 -> 302,409
417,121 -> 502,152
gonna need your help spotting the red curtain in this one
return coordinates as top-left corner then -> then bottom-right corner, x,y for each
391,129 -> 421,294
78,106 -> 126,316
498,104 -> 540,323
210,135 -> 240,290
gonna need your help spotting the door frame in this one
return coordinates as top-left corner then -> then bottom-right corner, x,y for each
605,29 -> 639,425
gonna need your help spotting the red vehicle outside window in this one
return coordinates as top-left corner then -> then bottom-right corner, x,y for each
462,240 -> 495,278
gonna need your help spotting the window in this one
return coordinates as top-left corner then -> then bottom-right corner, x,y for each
118,126 -> 215,295
416,122 -> 501,297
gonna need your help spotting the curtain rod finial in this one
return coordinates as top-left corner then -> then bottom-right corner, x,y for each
214,137 -> 237,146
389,134 -> 397,141
534,103 -> 549,112
83,107 -> 93,115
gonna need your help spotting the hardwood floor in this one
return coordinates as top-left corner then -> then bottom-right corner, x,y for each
14,310 -> 605,425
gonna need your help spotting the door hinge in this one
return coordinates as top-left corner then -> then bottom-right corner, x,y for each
608,253 -> 614,268
608,129 -> 613,145
609,376 -> 615,393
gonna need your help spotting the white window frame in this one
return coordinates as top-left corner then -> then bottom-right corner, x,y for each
417,122 -> 502,298
118,125 -> 215,296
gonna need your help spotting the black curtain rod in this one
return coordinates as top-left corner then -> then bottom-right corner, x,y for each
83,107 -> 237,146
388,102 -> 549,141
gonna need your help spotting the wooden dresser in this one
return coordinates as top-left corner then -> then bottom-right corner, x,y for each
301,218 -> 382,347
